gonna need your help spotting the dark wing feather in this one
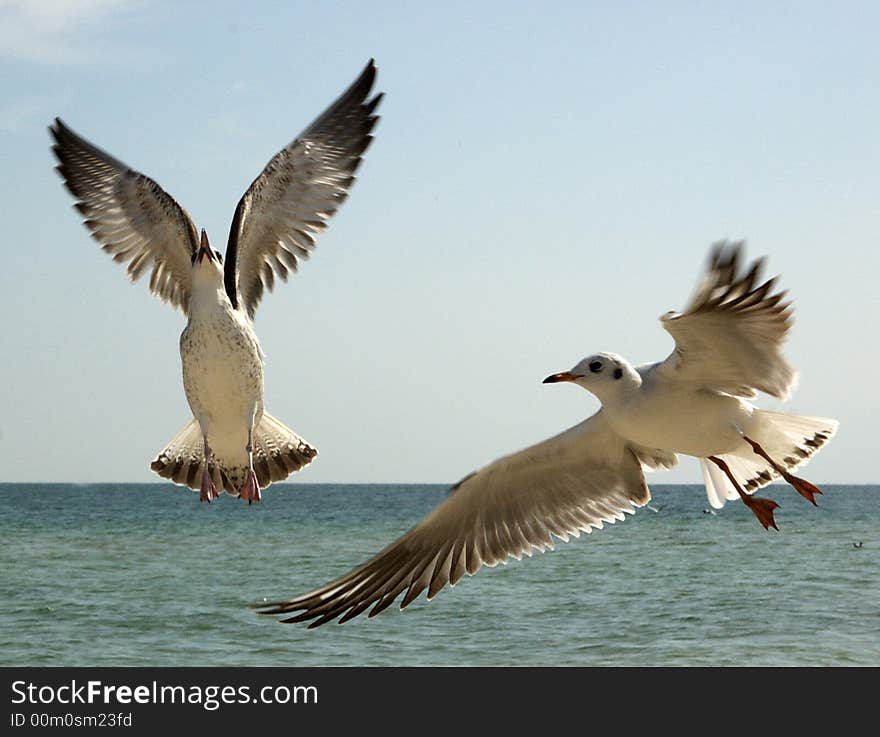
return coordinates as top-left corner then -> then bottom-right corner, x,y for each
50,118 -> 199,313
225,59 -> 382,319
254,412 -> 650,627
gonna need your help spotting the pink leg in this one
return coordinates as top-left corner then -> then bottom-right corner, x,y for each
200,435 -> 219,503
743,436 -> 823,506
238,427 -> 261,505
708,455 -> 779,531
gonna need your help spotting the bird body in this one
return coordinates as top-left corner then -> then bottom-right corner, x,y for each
598,357 -> 753,458
580,355 -> 834,509
50,60 -> 382,501
180,250 -> 265,491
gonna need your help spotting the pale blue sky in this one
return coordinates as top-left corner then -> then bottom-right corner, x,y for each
1,0 -> 877,484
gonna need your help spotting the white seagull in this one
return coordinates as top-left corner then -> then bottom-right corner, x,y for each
256,242 -> 838,626
50,60 -> 382,503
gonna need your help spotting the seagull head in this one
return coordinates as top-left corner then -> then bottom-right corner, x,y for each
191,229 -> 224,281
543,352 -> 638,401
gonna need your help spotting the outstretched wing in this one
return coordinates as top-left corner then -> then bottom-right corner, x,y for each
225,59 -> 382,320
50,118 -> 199,313
655,241 -> 796,399
255,412 -> 650,628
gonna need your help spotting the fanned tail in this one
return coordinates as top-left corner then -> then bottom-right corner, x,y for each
700,411 -> 838,509
150,412 -> 317,496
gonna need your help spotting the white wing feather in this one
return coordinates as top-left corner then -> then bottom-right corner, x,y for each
256,412 -> 651,627
50,118 -> 199,313
656,241 -> 796,399
225,60 -> 382,319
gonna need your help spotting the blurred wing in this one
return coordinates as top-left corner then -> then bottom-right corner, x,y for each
225,59 -> 382,319
656,241 -> 796,399
50,118 -> 199,313
255,412 -> 650,628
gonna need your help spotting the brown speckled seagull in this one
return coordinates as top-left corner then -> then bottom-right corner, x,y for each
50,60 -> 382,503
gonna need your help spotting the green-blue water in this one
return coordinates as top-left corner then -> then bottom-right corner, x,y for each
1,483 -> 877,666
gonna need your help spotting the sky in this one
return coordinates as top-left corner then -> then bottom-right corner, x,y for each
1,0 -> 877,484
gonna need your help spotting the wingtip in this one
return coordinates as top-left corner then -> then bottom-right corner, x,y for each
48,120 -> 65,146
708,239 -> 746,268
355,58 -> 377,87
367,91 -> 384,112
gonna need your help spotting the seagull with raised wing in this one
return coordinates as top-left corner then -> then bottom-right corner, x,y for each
50,60 -> 382,503
256,242 -> 837,626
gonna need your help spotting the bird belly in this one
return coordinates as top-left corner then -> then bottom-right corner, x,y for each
608,389 -> 753,458
180,311 -> 264,439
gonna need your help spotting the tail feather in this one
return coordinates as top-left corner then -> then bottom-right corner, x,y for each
700,458 -> 736,509
249,412 -> 317,488
150,412 -> 317,496
700,410 -> 838,509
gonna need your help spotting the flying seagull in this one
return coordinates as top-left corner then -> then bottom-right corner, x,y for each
50,60 -> 382,503
256,242 -> 837,626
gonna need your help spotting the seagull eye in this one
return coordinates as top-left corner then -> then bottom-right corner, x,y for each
589,361 -> 602,373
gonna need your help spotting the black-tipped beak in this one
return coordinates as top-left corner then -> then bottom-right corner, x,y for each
197,229 -> 214,263
543,371 -> 582,384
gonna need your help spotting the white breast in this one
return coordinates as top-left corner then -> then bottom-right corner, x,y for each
180,290 -> 265,440
606,382 -> 754,458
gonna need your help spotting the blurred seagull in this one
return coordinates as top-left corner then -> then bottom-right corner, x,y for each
256,242 -> 837,626
50,60 -> 382,503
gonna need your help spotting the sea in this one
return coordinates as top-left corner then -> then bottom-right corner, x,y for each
1,483 -> 877,667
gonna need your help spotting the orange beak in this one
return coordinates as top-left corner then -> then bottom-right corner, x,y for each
542,371 -> 583,384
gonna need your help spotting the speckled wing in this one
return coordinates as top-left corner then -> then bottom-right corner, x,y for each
656,241 -> 797,399
50,118 -> 199,313
225,59 -> 382,320
255,412 -> 650,628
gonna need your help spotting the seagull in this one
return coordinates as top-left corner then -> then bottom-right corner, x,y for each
255,242 -> 838,627
50,60 -> 382,503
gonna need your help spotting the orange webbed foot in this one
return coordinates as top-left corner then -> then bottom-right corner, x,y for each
782,472 -> 822,506
743,495 -> 780,531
